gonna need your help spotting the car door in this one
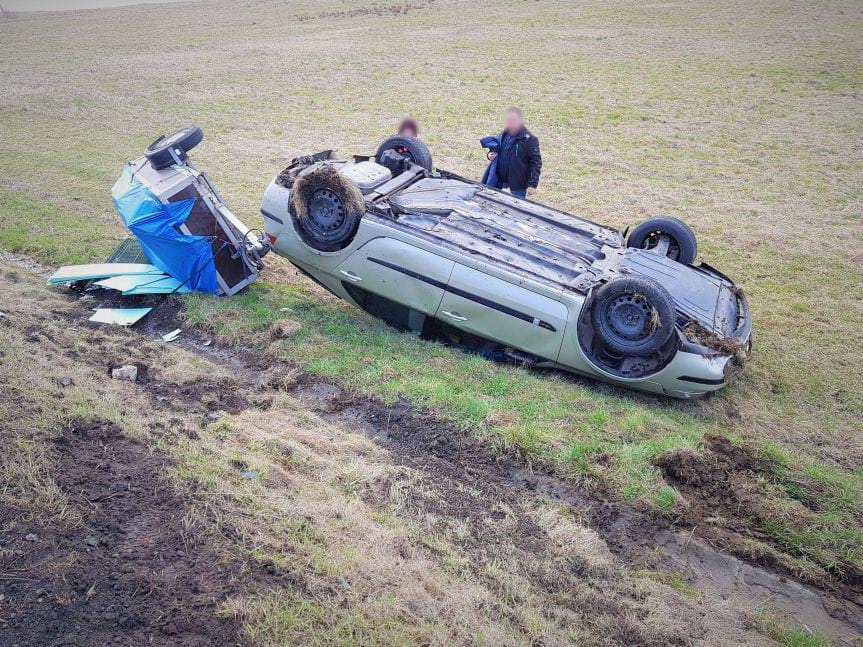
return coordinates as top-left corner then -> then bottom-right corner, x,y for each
335,237 -> 455,320
436,264 -> 568,360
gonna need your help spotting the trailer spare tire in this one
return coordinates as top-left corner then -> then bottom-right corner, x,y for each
290,166 -> 365,252
627,216 -> 697,265
145,125 -> 204,170
590,276 -> 676,357
375,135 -> 433,171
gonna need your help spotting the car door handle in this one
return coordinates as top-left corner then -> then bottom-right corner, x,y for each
441,310 -> 467,322
339,270 -> 362,282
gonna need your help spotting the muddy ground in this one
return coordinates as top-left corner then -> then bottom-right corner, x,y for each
1,267 -> 861,645
0,418 -> 249,646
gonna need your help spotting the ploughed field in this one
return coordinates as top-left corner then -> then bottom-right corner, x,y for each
0,1 -> 861,645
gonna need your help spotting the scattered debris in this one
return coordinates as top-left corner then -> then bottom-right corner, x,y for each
161,328 -> 182,342
47,263 -> 162,285
89,307 -> 152,327
111,365 -> 138,382
59,377 -> 74,387
83,536 -> 99,547
25,533 -> 38,542
206,411 -> 221,422
239,470 -> 258,480
202,339 -> 212,346
95,274 -> 190,295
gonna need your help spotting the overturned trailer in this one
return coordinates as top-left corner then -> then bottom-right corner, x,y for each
113,126 -> 268,296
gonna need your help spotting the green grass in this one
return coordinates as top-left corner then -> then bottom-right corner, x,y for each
0,189 -> 118,265
1,0 -> 862,596
232,590 -> 423,647
185,282 -> 708,492
753,611 -> 831,647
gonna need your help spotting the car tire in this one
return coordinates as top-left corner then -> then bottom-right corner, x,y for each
375,136 -> 433,171
145,125 -> 204,170
290,166 -> 365,252
590,276 -> 676,357
627,216 -> 697,265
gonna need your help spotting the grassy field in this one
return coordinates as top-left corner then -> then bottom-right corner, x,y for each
1,0 -> 861,641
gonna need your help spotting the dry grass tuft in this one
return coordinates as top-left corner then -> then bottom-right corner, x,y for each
269,318 -> 302,340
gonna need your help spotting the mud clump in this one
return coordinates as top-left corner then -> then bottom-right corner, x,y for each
269,318 -> 302,339
652,434 -> 863,597
654,434 -> 761,495
653,434 -> 775,542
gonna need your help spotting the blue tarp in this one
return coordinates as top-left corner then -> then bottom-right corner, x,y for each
111,165 -> 219,294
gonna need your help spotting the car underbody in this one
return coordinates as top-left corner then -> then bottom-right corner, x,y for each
260,141 -> 751,398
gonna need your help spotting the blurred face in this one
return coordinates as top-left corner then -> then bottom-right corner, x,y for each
400,124 -> 417,137
504,110 -> 523,135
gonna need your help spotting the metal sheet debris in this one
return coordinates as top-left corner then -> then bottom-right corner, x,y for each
123,276 -> 191,295
94,274 -> 190,295
88,307 -> 152,326
48,263 -> 163,285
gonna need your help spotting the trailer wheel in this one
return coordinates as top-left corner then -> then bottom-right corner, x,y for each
590,277 -> 676,357
375,136 -> 433,171
290,166 -> 365,252
627,216 -> 697,264
145,125 -> 204,170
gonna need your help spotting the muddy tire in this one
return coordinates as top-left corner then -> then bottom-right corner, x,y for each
290,166 -> 365,252
145,125 -> 204,170
590,277 -> 676,356
375,135 -> 433,171
627,216 -> 697,265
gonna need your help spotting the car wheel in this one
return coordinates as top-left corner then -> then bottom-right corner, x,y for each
627,216 -> 697,264
145,125 -> 204,170
290,166 -> 364,252
375,136 -> 433,171
590,277 -> 676,357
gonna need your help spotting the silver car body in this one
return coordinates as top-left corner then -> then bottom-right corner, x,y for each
260,156 -> 751,398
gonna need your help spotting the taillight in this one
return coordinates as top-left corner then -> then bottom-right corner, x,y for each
265,233 -> 278,246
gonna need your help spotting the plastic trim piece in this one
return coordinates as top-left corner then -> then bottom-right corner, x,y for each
677,375 -> 725,385
88,308 -> 152,326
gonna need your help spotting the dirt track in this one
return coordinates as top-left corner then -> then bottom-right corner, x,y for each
1,265 -> 861,645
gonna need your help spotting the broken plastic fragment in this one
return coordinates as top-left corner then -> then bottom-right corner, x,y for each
48,263 -> 162,285
95,274 -> 190,295
89,308 -> 152,326
161,329 -> 182,342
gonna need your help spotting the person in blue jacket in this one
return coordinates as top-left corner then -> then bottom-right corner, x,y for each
481,107 -> 542,198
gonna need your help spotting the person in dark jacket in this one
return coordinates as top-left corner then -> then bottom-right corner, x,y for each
484,107 -> 541,198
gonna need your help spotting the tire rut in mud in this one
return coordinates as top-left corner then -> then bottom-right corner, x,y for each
51,289 -> 863,639
171,334 -> 863,637
0,416 -> 295,647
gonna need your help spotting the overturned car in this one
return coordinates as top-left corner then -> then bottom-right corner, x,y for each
259,136 -> 751,398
